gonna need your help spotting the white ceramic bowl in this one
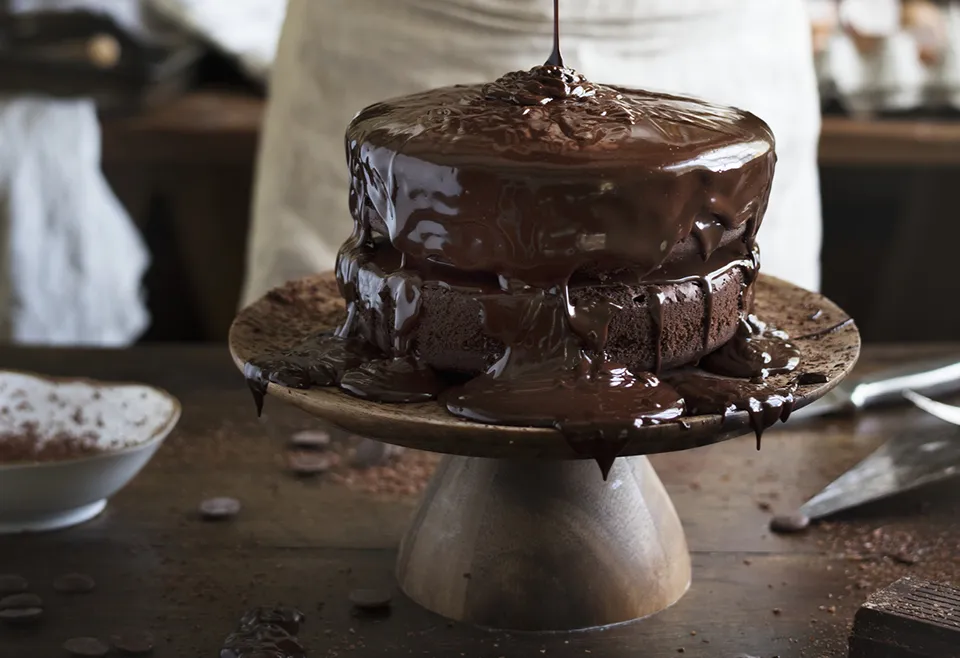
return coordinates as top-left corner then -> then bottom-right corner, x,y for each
0,370 -> 181,533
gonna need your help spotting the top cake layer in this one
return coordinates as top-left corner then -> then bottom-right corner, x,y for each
345,65 -> 777,287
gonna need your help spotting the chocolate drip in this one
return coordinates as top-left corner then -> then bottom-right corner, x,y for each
692,216 -> 727,260
445,365 -> 684,478
443,290 -> 683,477
666,371 -> 796,450
244,334 -> 379,415
700,314 -> 800,379
340,357 -> 443,403
650,286 -> 666,373
244,334 -> 445,409
545,0 -> 562,67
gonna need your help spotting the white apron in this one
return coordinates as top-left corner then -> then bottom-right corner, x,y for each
242,0 -> 822,307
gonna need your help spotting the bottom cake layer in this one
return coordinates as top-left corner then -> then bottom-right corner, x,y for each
342,247 -> 751,376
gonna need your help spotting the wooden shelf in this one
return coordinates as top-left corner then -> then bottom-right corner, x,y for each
819,115 -> 960,166
101,91 -> 264,166
101,91 -> 960,168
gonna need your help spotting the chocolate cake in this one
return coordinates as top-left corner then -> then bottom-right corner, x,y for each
244,6 -> 804,477
341,66 -> 772,375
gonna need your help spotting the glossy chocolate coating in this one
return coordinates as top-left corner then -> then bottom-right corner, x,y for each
344,65 -> 775,286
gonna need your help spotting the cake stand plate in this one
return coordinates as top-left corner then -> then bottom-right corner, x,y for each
229,273 -> 860,632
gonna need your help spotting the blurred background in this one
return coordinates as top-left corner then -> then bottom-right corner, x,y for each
0,0 -> 958,346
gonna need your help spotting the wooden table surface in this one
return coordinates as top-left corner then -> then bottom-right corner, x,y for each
0,345 -> 958,658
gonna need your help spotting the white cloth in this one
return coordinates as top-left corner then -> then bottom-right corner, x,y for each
148,0 -> 288,82
0,0 -> 152,346
243,0 -> 822,306
0,98 -> 149,345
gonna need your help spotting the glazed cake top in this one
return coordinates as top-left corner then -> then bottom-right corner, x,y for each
345,65 -> 777,285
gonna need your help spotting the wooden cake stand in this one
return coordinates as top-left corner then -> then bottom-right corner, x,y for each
229,273 -> 860,632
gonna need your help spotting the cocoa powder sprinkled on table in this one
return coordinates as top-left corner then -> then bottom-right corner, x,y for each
330,448 -> 440,497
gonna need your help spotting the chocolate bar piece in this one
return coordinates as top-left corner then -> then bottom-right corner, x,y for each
849,577 -> 960,658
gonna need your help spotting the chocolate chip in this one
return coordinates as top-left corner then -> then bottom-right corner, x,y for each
0,607 -> 42,625
199,497 -> 241,520
0,574 -> 27,595
289,430 -> 331,449
0,592 -> 42,610
111,630 -> 155,655
770,513 -> 811,534
798,372 -> 829,386
287,451 -> 337,476
54,573 -> 96,594
63,637 -> 110,657
348,588 -> 392,612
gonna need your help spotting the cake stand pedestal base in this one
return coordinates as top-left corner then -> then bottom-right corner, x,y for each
396,454 -> 691,632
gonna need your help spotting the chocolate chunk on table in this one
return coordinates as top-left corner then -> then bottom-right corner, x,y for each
849,577 -> 960,658
54,572 -> 97,594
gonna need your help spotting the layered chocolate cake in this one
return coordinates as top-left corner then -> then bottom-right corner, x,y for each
244,21 -> 806,476
341,66 -> 772,376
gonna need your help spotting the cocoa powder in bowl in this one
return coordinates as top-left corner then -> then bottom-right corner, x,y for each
0,425 -> 103,464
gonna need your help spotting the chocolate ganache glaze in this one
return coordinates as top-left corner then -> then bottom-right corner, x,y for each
245,20 -> 804,476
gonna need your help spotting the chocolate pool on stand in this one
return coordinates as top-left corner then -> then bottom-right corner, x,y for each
230,272 -> 859,632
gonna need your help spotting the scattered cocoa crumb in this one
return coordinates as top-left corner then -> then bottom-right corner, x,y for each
329,444 -> 440,497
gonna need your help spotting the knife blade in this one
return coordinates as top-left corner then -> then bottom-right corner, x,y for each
799,426 -> 960,519
789,357 -> 960,421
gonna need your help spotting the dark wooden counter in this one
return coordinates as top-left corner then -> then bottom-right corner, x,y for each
0,344 -> 957,657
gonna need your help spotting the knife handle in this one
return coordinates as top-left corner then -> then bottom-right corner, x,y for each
850,358 -> 960,408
